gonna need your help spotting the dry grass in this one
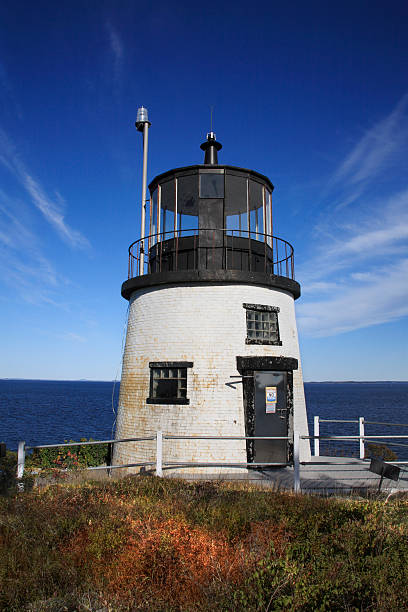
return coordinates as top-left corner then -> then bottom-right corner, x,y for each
0,476 -> 407,611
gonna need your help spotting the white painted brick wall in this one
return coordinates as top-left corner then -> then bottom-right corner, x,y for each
114,282 -> 311,473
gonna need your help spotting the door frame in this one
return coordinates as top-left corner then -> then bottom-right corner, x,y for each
236,356 -> 298,464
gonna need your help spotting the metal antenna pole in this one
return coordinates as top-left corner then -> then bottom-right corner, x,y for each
135,107 -> 151,276
140,122 -> 149,274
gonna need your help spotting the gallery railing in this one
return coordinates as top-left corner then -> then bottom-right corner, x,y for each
127,229 -> 295,280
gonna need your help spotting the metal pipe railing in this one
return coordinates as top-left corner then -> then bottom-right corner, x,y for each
15,427 -> 408,495
16,436 -> 156,481
164,435 -> 290,440
15,434 -> 291,481
364,420 -> 408,427
313,415 -> 408,460
25,436 -> 154,450
127,228 -> 295,281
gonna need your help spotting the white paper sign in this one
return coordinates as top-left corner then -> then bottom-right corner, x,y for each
265,386 -> 277,413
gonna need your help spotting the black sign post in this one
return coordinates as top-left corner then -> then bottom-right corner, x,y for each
369,457 -> 400,492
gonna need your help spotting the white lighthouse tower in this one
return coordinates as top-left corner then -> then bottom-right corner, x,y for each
113,110 -> 310,474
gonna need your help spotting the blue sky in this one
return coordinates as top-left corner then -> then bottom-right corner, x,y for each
0,0 -> 407,381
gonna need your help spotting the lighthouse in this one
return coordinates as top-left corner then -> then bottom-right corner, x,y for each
113,110 -> 311,474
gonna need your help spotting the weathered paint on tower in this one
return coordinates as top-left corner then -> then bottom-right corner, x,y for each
114,122 -> 311,473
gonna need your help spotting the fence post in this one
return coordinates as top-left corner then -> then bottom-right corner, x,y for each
293,431 -> 301,493
314,416 -> 320,457
107,442 -> 113,477
156,431 -> 163,477
17,441 -> 25,490
359,417 -> 365,459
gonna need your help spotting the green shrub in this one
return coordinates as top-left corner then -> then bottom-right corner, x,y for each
0,478 -> 407,610
26,439 -> 109,472
0,451 -> 34,494
365,443 -> 398,461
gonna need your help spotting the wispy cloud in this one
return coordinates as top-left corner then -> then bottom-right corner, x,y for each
105,22 -> 124,96
0,128 -> 89,249
0,191 -> 68,305
0,60 -> 23,120
327,94 -> 408,209
298,259 -> 408,337
297,95 -> 408,337
58,332 -> 87,343
106,22 -> 123,66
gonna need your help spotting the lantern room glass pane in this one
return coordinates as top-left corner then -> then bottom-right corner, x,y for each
160,179 -> 175,213
226,212 -> 249,236
150,189 -> 158,245
265,189 -> 272,246
199,173 -> 224,198
225,173 -> 247,215
161,207 -> 175,236
180,211 -> 198,232
177,174 -> 199,215
249,208 -> 259,240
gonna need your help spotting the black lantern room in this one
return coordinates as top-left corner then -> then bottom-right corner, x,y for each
122,133 -> 299,301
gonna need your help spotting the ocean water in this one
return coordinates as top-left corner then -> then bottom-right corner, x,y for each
304,382 -> 408,460
1,379 -> 407,459
0,380 -> 119,451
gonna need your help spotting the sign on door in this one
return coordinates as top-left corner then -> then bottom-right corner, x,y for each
265,386 -> 277,413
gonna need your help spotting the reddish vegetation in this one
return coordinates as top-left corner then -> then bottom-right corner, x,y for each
1,477 -> 407,611
65,516 -> 267,607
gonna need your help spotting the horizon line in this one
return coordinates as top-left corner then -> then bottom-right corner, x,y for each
1,378 -> 408,384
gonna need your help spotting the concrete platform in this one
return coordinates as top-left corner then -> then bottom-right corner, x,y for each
32,457 -> 408,497
164,457 -> 408,496
261,457 -> 408,495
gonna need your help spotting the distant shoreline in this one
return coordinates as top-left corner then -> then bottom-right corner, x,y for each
305,380 -> 408,384
1,378 -> 408,384
0,378 -> 117,383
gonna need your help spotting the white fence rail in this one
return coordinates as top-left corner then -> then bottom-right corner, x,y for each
14,425 -> 408,494
15,434 -> 292,481
313,416 -> 408,460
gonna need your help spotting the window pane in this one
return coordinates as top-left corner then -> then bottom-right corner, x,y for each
163,209 -> 175,234
155,379 -> 178,399
245,307 -> 280,343
151,189 -> 158,244
150,365 -> 191,401
200,173 -> 224,198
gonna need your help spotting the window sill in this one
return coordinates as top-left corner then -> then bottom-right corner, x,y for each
245,339 -> 282,346
146,398 -> 190,405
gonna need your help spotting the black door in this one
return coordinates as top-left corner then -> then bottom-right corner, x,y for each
254,370 -> 288,464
